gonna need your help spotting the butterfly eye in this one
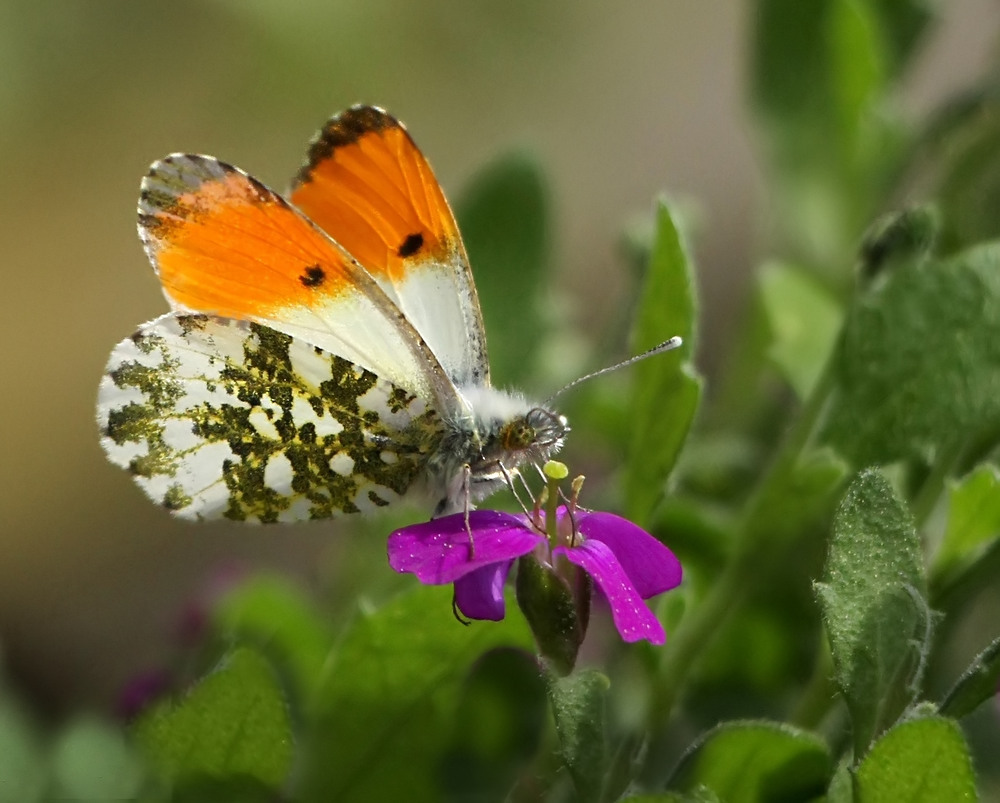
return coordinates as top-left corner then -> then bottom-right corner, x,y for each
525,408 -> 569,448
500,420 -> 537,451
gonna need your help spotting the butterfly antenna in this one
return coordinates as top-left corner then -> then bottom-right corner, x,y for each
544,336 -> 683,405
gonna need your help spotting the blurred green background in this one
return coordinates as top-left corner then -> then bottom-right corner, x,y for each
0,0 -> 995,714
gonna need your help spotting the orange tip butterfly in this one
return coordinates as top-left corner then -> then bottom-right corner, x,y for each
97,106 -> 570,523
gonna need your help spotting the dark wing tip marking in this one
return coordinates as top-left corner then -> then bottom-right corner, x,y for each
397,232 -> 424,258
138,155 -> 273,239
299,264 -> 326,287
294,105 -> 401,187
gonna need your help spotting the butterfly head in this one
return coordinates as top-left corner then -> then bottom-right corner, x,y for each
425,387 -> 567,516
497,407 -> 568,459
466,392 -> 568,488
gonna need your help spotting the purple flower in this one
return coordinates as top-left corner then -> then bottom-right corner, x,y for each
116,668 -> 172,720
388,507 -> 682,645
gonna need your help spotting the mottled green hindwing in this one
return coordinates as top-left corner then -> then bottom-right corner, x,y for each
98,313 -> 443,523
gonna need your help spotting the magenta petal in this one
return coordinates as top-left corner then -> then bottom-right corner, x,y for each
555,540 -> 666,645
575,512 -> 682,598
388,510 -> 543,584
454,561 -> 514,621
116,668 -> 172,720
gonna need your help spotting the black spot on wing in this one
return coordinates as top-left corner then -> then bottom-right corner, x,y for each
299,264 -> 326,287
397,232 -> 424,258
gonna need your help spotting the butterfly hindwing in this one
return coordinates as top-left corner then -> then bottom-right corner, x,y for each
97,313 -> 444,522
138,153 -> 457,409
290,105 -> 490,388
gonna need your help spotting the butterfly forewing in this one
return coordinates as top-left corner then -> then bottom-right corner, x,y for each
139,153 -> 457,409
290,106 -> 490,388
98,314 -> 444,522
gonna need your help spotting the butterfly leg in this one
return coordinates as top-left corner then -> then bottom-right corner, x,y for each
451,590 -> 471,626
460,463 -> 476,558
499,462 -> 534,519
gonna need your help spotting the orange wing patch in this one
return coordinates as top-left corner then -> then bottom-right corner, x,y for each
139,155 -> 359,319
290,106 -> 464,282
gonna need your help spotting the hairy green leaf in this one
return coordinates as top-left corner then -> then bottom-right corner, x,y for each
855,716 -> 976,801
214,574 -> 334,702
299,583 -> 533,802
135,648 -> 292,790
816,470 -> 931,752
824,240 -> 1000,466
939,635 -> 1000,719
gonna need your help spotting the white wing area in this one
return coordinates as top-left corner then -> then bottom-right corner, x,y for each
97,313 -> 442,523
389,258 -> 490,389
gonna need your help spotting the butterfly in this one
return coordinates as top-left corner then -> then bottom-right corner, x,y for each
97,106 -> 568,523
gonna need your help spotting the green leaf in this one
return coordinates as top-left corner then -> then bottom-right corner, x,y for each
751,0 -> 832,129
625,200 -> 703,524
171,775 -> 276,803
855,716 -> 977,801
456,152 -> 550,387
750,0 -> 903,265
828,0 -> 886,153
213,574 -> 334,702
815,469 -> 931,753
745,447 -> 849,548
547,668 -> 610,803
936,99 -> 1000,251
823,240 -> 1000,467
299,583 -> 534,802
760,261 -> 842,399
669,720 -> 832,803
134,647 -> 292,790
439,648 -> 547,802
827,754 -> 855,803
0,693 -> 45,803
866,0 -> 935,80
693,602 -> 808,692
935,464 -> 1000,581
51,716 -> 145,800
939,635 -> 1000,719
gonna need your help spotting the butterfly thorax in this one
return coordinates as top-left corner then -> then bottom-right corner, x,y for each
428,385 -> 568,516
